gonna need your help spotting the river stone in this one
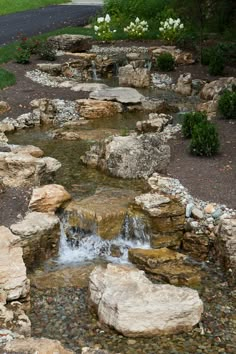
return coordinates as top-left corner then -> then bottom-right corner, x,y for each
191,207 -> 204,220
81,133 -> 170,179
10,212 -> 60,269
119,65 -> 150,88
77,99 -> 123,119
89,87 -> 144,104
29,184 -> 71,213
89,264 -> 203,336
47,34 -> 92,52
200,77 -> 236,100
64,187 -> 136,240
3,337 -> 74,354
128,248 -> 201,286
0,226 -> 29,301
71,83 -> 108,92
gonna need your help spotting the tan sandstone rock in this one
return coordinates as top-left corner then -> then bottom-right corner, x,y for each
119,65 -> 150,88
200,77 -> 236,100
77,99 -> 123,119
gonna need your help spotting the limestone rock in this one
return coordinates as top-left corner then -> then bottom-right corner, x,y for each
0,226 -> 29,301
175,73 -> 192,96
52,128 -> 118,142
89,264 -> 203,336
0,101 -> 10,115
90,87 -> 144,104
141,99 -> 178,113
0,132 -> 8,144
81,133 -> 170,179
10,212 -> 60,268
4,337 -> 74,354
29,184 -> 71,213
197,98 -> 218,119
0,301 -> 31,337
0,119 -> 15,133
47,34 -> 92,52
200,77 -> 236,100
182,232 -> 210,261
119,65 -> 150,88
77,99 -> 123,119
71,83 -> 108,92
37,63 -> 62,76
151,47 -> 194,65
64,188 -> 136,239
136,113 -> 173,133
9,144 -> 44,158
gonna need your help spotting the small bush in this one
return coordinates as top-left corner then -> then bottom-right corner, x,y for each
218,89 -> 236,119
36,41 -> 56,61
156,52 -> 175,71
201,48 -> 212,65
190,121 -> 220,157
208,50 -> 224,75
15,47 -> 31,64
182,111 -> 207,138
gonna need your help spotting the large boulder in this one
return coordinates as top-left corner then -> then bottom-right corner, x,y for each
0,226 -> 29,301
10,212 -> 60,268
77,99 -> 123,119
175,73 -> 192,96
200,77 -> 236,100
119,65 -> 150,88
90,87 -> 144,104
89,264 -> 203,336
29,184 -> 71,213
47,34 -> 92,52
81,133 -> 170,179
151,46 -> 194,65
3,337 -> 74,354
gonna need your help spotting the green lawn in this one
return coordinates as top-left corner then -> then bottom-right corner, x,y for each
0,0 -> 70,16
0,68 -> 16,89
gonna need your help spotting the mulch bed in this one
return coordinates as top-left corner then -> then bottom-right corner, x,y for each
0,42 -> 235,227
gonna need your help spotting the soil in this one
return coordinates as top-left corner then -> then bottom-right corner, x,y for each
0,41 -> 235,227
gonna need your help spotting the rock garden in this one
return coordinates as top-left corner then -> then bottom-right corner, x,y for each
0,1 -> 236,353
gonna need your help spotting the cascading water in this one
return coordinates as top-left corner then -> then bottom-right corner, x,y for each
91,60 -> 98,81
57,214 -> 150,265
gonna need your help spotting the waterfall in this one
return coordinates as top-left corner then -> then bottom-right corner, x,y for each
91,60 -> 98,81
57,215 -> 150,265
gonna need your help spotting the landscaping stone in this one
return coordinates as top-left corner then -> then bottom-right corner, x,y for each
0,301 -> 31,338
119,64 -> 150,88
182,232 -> 210,261
89,87 -> 144,104
175,73 -> 192,96
71,83 -> 108,92
136,113 -> 173,133
89,264 -> 203,336
141,99 -> 178,113
77,99 -> 123,119
0,101 -> 10,115
200,77 -> 236,100
47,34 -> 92,52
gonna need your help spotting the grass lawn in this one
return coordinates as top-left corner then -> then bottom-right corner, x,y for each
0,0 -> 70,16
0,68 -> 16,89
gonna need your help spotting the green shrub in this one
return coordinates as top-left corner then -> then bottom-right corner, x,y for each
182,111 -> 207,138
190,121 -> 220,157
0,68 -> 16,89
15,47 -> 31,64
156,52 -> 175,71
201,48 -> 212,65
36,41 -> 56,61
208,50 -> 224,75
218,89 -> 236,119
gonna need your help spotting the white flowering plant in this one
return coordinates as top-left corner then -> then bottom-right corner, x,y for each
94,14 -> 116,40
159,18 -> 184,44
124,17 -> 149,39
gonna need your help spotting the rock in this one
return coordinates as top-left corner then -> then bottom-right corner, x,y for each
10,212 -> 60,268
141,99 -> 178,113
9,144 -> 44,158
77,99 -> 123,119
3,337 -> 74,354
0,132 -> 8,144
90,87 -> 144,104
71,83 -> 108,92
89,264 -> 203,336
197,98 -> 218,119
0,101 -> 10,115
192,207 -> 204,220
81,133 -> 170,179
212,208 -> 223,219
64,188 -> 136,239
204,204 -> 216,214
186,203 -> 194,218
119,65 -> 150,88
175,73 -> 192,96
29,184 -> 71,213
200,77 -> 236,100
151,47 -> 194,65
47,34 -> 92,52
81,348 -> 109,354
128,248 -> 201,286
136,113 -> 173,133
37,63 -> 62,76
0,301 -> 31,337
52,128 -> 118,142
0,226 -> 29,301
152,73 -> 173,89
215,218 -> 236,285
0,118 -> 15,133
182,232 -> 210,261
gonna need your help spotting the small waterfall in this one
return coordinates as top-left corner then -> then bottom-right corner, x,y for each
145,59 -> 152,71
57,215 -> 150,265
91,60 -> 98,81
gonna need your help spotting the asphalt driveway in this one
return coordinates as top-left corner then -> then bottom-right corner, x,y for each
0,5 -> 101,46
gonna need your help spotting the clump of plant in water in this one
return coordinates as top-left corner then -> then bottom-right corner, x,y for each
124,17 -> 149,38
190,121 -> 220,157
218,88 -> 236,119
159,17 -> 184,44
94,14 -> 116,40
182,111 -> 208,138
156,52 -> 175,71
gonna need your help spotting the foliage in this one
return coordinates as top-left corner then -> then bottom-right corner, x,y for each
15,47 -> 31,64
159,17 -> 184,43
156,52 -> 175,71
0,0 -> 69,15
36,41 -> 56,61
218,89 -> 236,119
201,48 -> 212,65
182,111 -> 207,138
190,121 -> 220,156
208,50 -> 224,75
124,17 -> 148,39
94,14 -> 116,40
0,68 -> 16,89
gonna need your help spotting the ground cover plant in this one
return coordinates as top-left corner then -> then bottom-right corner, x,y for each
0,68 -> 16,89
0,0 -> 69,15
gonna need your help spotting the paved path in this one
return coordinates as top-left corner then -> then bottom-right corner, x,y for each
0,4 -> 102,46
64,0 -> 104,4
